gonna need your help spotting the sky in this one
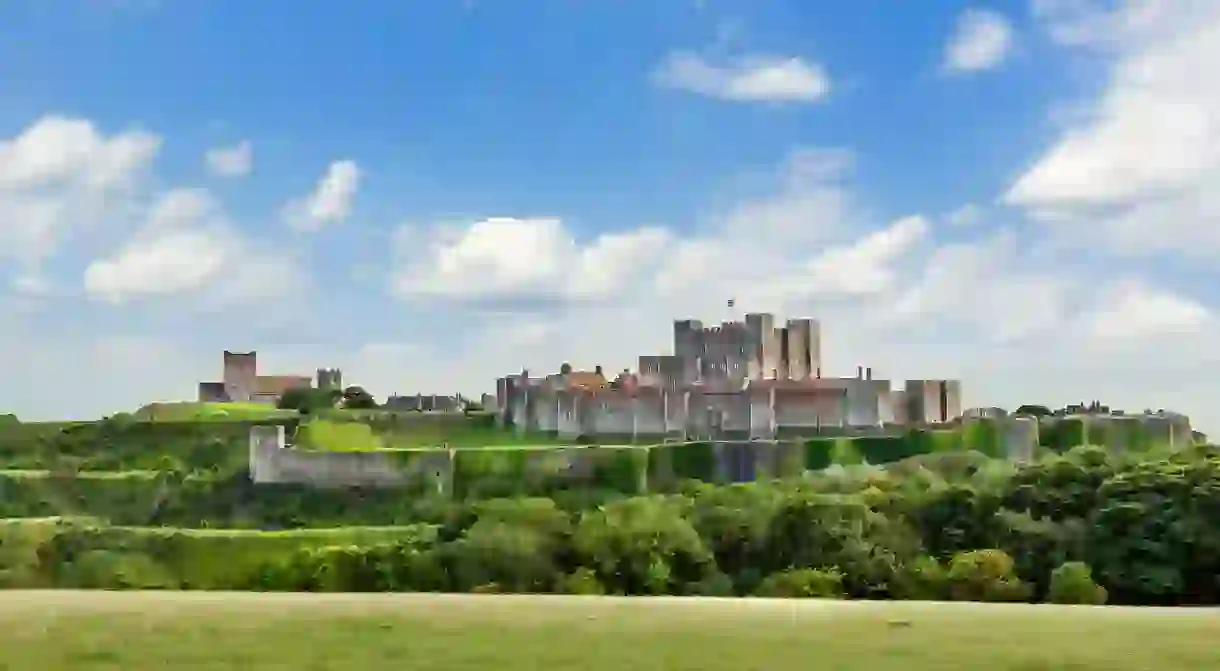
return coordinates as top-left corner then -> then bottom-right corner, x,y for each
1,0 -> 1218,432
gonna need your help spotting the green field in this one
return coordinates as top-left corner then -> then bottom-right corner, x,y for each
0,592 -> 1216,670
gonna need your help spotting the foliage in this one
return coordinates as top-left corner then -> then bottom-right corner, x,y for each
753,567 -> 845,598
341,386 -> 378,410
277,387 -> 341,414
945,549 -> 1030,602
4,421 -> 1220,607
1047,561 -> 1108,605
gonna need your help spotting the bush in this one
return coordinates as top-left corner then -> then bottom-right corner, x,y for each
1047,561 -> 1108,605
571,496 -> 715,595
753,567 -> 845,598
58,550 -> 176,589
558,568 -> 606,595
945,549 -> 1030,603
892,555 -> 948,601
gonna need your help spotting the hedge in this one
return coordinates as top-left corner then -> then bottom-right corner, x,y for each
1,518 -> 437,589
0,418 -> 298,473
0,470 -> 445,528
453,446 -> 648,499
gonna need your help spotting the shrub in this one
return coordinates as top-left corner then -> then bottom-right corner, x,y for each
754,568 -> 845,598
1047,561 -> 1108,605
557,567 -> 606,595
447,520 -> 559,593
892,555 -> 948,601
571,496 -> 715,595
58,550 -> 176,589
946,549 -> 1030,602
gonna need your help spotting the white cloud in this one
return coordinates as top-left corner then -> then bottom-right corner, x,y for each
283,159 -> 361,231
653,51 -> 831,103
942,9 -> 1016,73
0,115 -> 160,267
1086,280 -> 1210,340
204,140 -> 252,178
84,187 -> 299,305
85,229 -> 230,303
391,217 -> 670,302
0,115 -> 159,192
1007,0 -> 1220,258
800,215 -> 929,297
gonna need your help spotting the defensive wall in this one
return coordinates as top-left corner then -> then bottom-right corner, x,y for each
248,412 -> 1192,492
497,376 -> 962,441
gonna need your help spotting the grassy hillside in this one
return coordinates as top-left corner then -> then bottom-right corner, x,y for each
0,593 -> 1216,670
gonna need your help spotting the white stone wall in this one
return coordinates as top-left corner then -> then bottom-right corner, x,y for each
249,425 -> 405,487
773,394 -> 822,429
633,394 -> 667,435
1004,416 -> 1039,461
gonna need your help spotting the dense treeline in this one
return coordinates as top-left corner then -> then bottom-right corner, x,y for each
4,445 -> 1219,605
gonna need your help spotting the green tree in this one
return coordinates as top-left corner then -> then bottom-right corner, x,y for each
1047,561 -> 1108,605
341,386 -> 378,410
945,549 -> 1030,602
277,387 -> 340,413
1086,456 -> 1220,605
571,497 -> 715,595
754,567 -> 845,598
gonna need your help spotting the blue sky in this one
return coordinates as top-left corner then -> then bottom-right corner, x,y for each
1,0 -> 1218,431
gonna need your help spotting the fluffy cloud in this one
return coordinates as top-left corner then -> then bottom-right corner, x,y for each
1007,0 -> 1220,258
283,159 -> 361,231
392,217 -> 671,304
653,51 -> 831,103
204,140 -> 253,178
0,115 -> 159,267
1087,280 -> 1212,341
84,188 -> 298,305
942,9 -> 1015,73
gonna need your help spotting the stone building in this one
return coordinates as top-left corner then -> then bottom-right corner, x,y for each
493,312 -> 963,440
198,351 -> 332,405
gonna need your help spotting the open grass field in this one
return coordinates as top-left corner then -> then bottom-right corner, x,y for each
0,593 -> 1216,670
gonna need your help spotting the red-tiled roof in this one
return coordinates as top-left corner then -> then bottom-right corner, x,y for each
254,375 -> 312,396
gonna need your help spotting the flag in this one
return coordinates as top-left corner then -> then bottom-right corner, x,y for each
727,298 -> 735,308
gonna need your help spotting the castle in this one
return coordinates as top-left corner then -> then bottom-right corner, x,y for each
198,351 -> 343,405
492,311 -> 963,440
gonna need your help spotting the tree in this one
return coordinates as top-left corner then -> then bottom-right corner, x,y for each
341,386 -> 378,410
754,568 -> 845,598
1015,405 -> 1053,418
277,387 -> 340,414
1047,562 -> 1108,605
945,549 -> 1030,602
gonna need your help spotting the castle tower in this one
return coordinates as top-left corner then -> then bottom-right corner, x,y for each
744,313 -> 779,379
784,318 -> 818,379
673,319 -> 704,360
317,368 -> 343,391
223,351 -> 257,402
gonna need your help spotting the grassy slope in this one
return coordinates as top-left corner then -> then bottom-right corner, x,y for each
134,402 -> 297,421
0,593 -> 1217,670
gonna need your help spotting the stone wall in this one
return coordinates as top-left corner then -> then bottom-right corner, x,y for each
249,425 -> 448,490
249,413 -> 1196,491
